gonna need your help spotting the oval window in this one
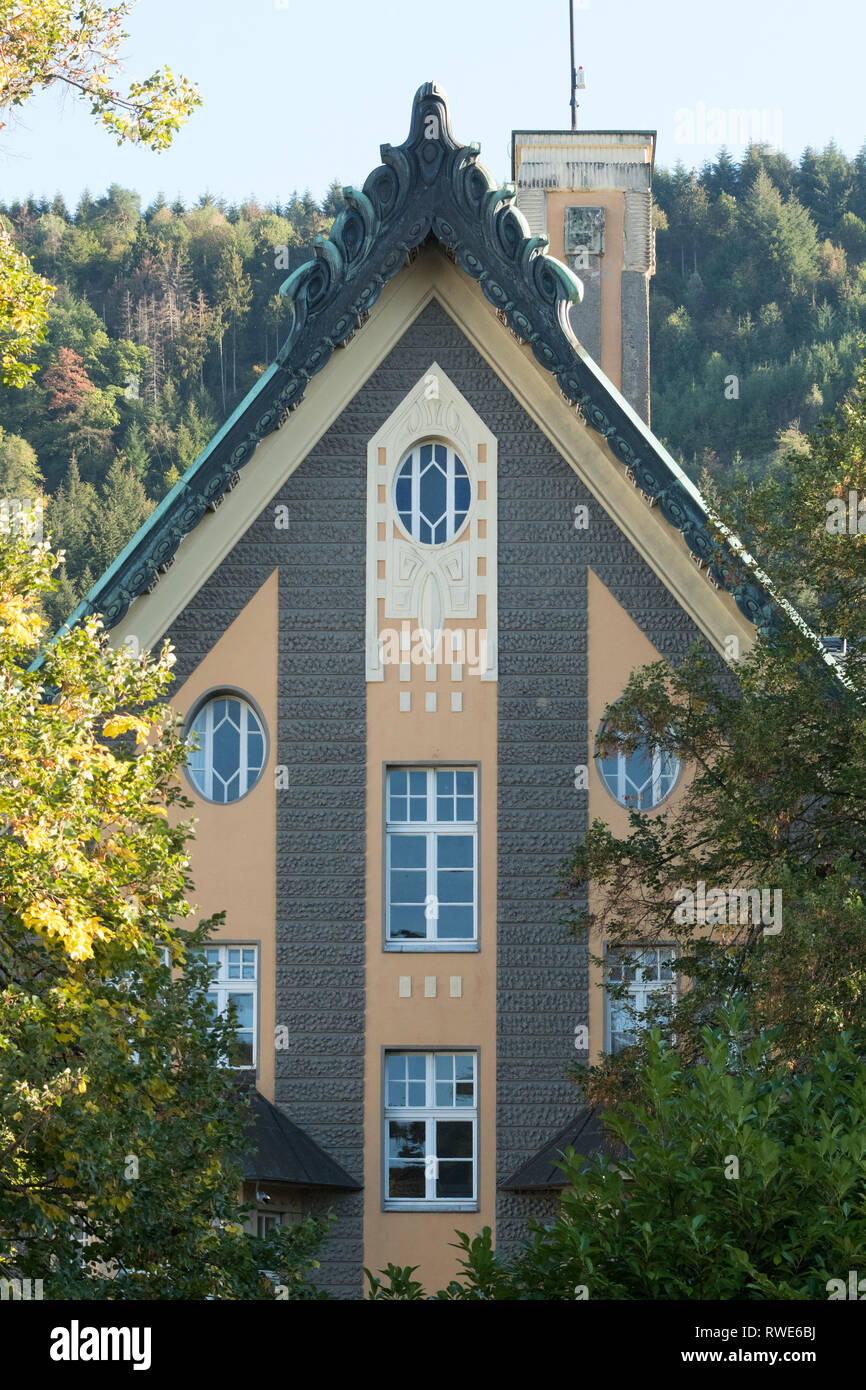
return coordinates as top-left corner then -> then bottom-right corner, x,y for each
597,729 -> 679,810
394,442 -> 471,545
186,694 -> 266,803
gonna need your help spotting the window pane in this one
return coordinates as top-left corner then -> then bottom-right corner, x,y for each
456,771 -> 474,797
389,1164 -> 426,1199
437,870 -> 473,904
389,796 -> 408,822
600,756 -> 619,791
388,905 -> 426,939
407,1055 -> 426,1081
386,1055 -> 406,1106
408,1080 -> 426,1106
212,719 -> 239,783
229,1033 -> 254,1067
227,993 -> 253,1030
437,797 -> 453,822
420,460 -> 446,529
435,1055 -> 453,1080
436,905 -> 474,938
436,1161 -> 473,1199
435,1082 -> 452,1107
390,836 -> 426,868
437,835 -> 473,869
390,869 -> 427,903
436,770 -> 454,796
455,1055 -> 474,1081
389,1121 -> 426,1159
436,1121 -> 473,1158
389,770 -> 407,797
247,731 -> 264,769
409,771 -> 427,797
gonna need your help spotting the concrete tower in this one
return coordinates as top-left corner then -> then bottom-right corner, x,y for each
512,128 -> 656,423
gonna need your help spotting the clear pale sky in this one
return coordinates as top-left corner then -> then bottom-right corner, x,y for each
1,0 -> 864,208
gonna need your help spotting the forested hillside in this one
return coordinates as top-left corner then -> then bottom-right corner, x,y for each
652,140 -> 866,479
1,139 -> 865,626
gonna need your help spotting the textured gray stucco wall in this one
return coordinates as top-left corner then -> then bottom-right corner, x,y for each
494,408 -> 715,1253
163,425 -> 368,1298
162,290 -> 719,1291
621,268 -> 651,424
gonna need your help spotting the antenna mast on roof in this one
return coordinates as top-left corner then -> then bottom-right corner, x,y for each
569,1 -> 585,131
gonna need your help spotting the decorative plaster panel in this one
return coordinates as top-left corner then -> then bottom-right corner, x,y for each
365,363 -> 498,681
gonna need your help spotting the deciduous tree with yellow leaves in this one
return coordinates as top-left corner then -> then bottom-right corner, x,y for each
0,0 -> 201,386
0,539 -> 330,1297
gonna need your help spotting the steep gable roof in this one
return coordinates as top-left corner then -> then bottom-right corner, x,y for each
58,82 -> 779,640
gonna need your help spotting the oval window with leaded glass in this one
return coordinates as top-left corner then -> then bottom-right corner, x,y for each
186,694 -> 266,803
596,728 -> 679,810
394,442 -> 471,545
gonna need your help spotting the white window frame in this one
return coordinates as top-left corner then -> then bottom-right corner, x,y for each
605,944 -> 678,1054
186,694 -> 266,804
256,1211 -> 285,1239
383,1051 -> 478,1212
393,442 -> 471,546
385,767 -> 478,950
203,943 -> 259,1068
597,736 -> 680,810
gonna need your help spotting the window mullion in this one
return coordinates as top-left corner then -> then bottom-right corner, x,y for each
205,703 -> 214,802
427,830 -> 436,941
412,449 -> 420,538
427,1118 -> 436,1200
239,703 -> 248,797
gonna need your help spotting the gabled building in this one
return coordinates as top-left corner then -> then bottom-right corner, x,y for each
64,84 -> 775,1298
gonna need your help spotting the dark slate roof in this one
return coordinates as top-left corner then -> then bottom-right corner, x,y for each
53,81 -> 781,643
499,1106 -> 627,1191
241,1090 -> 361,1190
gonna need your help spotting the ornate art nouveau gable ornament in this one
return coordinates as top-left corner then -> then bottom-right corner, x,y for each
366,364 -> 497,683
68,80 -> 780,640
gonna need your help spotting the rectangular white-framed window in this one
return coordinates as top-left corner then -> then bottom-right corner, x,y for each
605,944 -> 677,1054
384,1050 -> 478,1211
204,944 -> 259,1067
256,1211 -> 284,1239
385,767 -> 478,948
